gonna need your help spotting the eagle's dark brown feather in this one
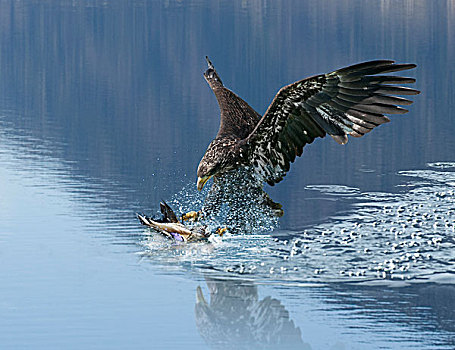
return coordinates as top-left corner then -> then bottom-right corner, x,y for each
197,58 -> 419,190
242,60 -> 420,185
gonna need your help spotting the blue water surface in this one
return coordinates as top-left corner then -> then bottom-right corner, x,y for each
1,1 -> 455,349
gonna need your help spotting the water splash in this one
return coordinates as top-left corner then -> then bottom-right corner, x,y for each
149,169 -> 280,235
140,163 -> 455,284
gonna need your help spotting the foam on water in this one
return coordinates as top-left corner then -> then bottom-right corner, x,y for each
140,163 -> 455,285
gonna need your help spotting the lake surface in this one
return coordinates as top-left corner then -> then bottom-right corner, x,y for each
1,1 -> 455,349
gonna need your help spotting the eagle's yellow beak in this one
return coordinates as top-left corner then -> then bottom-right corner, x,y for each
197,175 -> 212,191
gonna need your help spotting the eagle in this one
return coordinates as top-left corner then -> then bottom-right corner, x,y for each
195,57 -> 419,218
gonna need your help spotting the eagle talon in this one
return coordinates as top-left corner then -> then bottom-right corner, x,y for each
273,208 -> 285,217
261,192 -> 284,216
215,227 -> 227,236
181,210 -> 200,222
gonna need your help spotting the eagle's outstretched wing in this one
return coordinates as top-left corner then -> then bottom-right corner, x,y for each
243,60 -> 420,185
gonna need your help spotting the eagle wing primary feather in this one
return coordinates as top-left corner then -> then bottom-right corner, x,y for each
243,60 -> 420,185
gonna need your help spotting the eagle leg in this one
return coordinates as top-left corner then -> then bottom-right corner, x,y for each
261,191 -> 284,217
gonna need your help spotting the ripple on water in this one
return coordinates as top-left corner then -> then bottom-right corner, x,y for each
427,162 -> 455,170
304,184 -> 360,196
139,163 -> 455,284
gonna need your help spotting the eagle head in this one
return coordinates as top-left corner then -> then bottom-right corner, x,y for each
196,152 -> 221,191
197,137 -> 241,191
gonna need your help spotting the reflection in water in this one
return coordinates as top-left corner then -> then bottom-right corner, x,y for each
193,275 -> 455,350
195,276 -> 308,350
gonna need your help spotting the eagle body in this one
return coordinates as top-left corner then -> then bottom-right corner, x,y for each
196,57 -> 419,211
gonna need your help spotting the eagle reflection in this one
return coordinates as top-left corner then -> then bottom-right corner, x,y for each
194,277 -> 310,349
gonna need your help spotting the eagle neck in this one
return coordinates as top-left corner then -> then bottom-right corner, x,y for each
212,86 -> 260,140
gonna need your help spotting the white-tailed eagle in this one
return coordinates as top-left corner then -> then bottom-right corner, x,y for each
197,57 -> 419,192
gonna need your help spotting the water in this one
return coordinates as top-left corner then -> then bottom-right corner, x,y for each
1,1 -> 454,349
